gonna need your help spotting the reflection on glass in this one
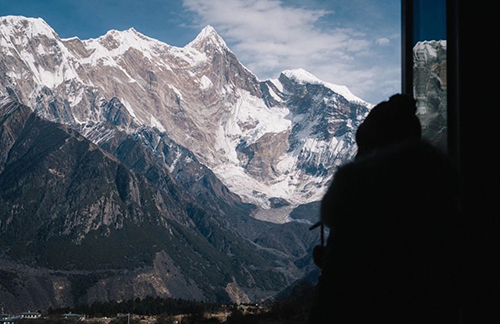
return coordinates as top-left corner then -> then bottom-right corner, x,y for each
412,0 -> 447,151
413,40 -> 447,151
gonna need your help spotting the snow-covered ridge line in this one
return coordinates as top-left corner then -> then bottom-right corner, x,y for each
413,40 -> 447,59
1,16 -> 364,107
282,68 -> 372,107
61,36 -> 81,41
186,25 -> 228,49
0,15 -> 56,39
414,39 -> 447,48
0,15 -> 224,62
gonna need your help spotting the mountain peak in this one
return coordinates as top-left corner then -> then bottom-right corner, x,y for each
84,25 -> 165,59
0,15 -> 57,39
102,27 -> 146,40
198,25 -> 218,37
282,68 -> 371,106
187,25 -> 228,51
282,68 -> 320,84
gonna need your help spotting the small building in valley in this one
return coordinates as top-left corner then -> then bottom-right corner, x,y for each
19,312 -> 41,319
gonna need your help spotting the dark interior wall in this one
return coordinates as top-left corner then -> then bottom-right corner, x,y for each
451,1 -> 499,321
403,0 -> 499,321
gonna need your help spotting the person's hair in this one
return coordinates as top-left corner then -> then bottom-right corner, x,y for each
355,94 -> 421,158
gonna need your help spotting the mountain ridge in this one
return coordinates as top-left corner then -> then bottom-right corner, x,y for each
0,15 -> 370,216
0,14 -> 372,311
0,96 -> 318,311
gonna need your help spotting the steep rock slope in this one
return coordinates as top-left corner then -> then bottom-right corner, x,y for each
0,98 -> 317,311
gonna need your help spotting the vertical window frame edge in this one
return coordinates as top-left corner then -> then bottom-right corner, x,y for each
401,0 -> 414,96
446,0 -> 460,167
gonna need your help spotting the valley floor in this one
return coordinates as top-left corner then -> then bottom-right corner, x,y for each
2,304 -> 305,324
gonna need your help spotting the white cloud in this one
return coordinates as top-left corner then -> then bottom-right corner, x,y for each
182,0 -> 400,104
376,37 -> 390,45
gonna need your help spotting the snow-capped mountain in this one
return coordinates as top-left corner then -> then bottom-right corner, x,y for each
0,15 -> 370,221
413,40 -> 447,151
0,97 -> 320,310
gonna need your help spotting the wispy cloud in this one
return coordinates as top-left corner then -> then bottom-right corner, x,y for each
183,0 -> 400,104
376,37 -> 390,45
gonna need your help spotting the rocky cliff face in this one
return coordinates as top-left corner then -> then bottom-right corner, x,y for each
0,15 -> 370,219
413,40 -> 447,151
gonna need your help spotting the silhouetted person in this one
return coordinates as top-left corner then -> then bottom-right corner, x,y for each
310,94 -> 459,323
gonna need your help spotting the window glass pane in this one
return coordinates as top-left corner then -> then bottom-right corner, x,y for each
413,0 -> 447,151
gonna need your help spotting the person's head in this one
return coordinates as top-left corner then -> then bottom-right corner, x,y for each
355,94 -> 421,158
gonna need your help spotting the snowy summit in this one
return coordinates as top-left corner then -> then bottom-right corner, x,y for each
283,68 -> 372,107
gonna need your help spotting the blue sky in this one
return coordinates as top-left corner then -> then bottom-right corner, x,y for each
1,0 -> 401,104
